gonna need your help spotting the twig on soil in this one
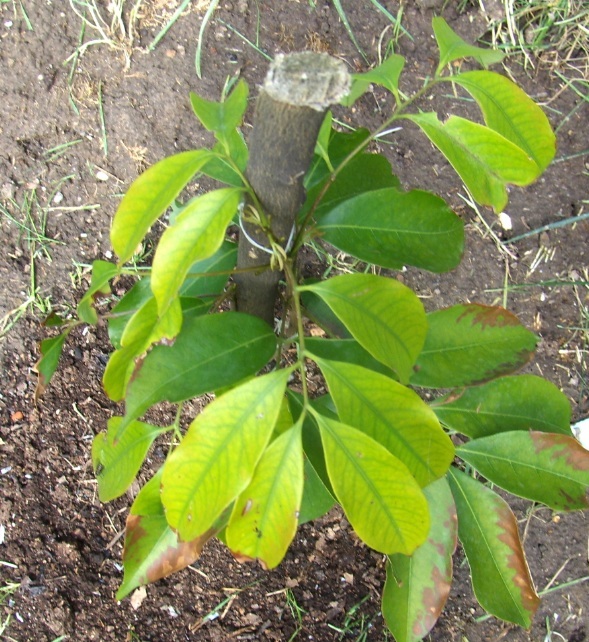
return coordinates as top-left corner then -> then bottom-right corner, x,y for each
505,211 -> 589,243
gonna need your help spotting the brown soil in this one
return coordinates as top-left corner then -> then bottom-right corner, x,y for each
1,1 -> 588,641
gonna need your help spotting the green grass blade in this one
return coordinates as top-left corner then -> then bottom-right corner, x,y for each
332,0 -> 368,63
196,0 -> 221,77
149,0 -> 192,51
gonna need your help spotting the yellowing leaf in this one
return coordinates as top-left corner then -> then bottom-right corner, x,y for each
92,417 -> 167,502
404,113 -> 539,212
315,359 -> 454,487
315,413 -> 429,555
450,71 -> 555,172
161,370 -> 290,541
151,188 -> 243,314
111,150 -> 213,264
227,421 -> 304,569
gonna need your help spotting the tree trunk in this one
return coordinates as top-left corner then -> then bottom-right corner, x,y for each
234,52 -> 350,326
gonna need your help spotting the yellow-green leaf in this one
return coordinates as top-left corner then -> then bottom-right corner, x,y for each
161,370 -> 290,541
315,413 -> 429,555
111,150 -> 213,264
314,358 -> 454,487
151,188 -> 242,314
226,421 -> 304,569
404,112 -> 539,212
92,417 -> 167,502
450,71 -> 555,171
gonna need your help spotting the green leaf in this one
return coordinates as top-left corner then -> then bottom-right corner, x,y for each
316,188 -> 464,272
305,337 -> 393,377
122,312 -> 276,431
151,188 -> 242,314
383,478 -> 457,642
103,297 -> 183,401
111,150 -> 213,263
34,331 -> 70,398
199,127 -> 249,186
161,370 -> 290,541
314,111 -> 333,167
117,471 -> 217,600
448,468 -> 540,627
404,112 -> 540,212
179,240 -> 237,297
303,153 -> 401,223
109,278 -> 153,349
287,390 -> 335,497
315,413 -> 429,555
342,54 -> 406,106
190,79 -> 249,140
314,359 -> 454,487
457,431 -> 589,511
411,304 -> 537,388
433,16 -> 505,73
450,71 -> 555,172
300,274 -> 427,384
42,312 -> 68,328
299,456 -> 335,524
77,260 -> 120,324
226,421 -> 304,569
92,417 -> 167,502
432,375 -> 571,438
305,127 -> 371,190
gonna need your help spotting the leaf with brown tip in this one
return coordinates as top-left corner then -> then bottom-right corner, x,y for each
383,477 -> 457,642
117,471 -> 220,600
448,468 -> 540,627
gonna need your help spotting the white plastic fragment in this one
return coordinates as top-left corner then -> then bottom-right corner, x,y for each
0,524 -> 5,545
571,417 -> 589,450
130,586 -> 147,610
498,211 -> 512,231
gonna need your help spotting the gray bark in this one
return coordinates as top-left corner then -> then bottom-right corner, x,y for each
234,52 -> 350,326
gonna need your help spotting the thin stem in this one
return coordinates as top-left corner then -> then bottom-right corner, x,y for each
171,402 -> 184,442
284,260 -> 309,404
